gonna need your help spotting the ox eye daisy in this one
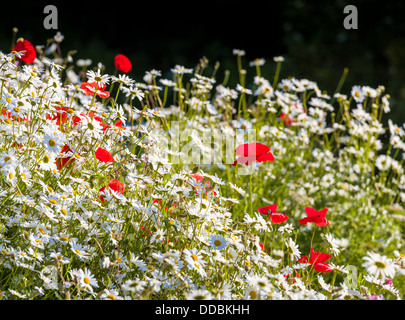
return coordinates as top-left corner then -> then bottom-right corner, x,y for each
77,268 -> 99,291
208,234 -> 228,251
38,153 -> 57,171
86,69 -> 110,86
351,85 -> 365,102
70,242 -> 91,261
362,252 -> 397,280
42,127 -> 66,154
150,229 -> 166,244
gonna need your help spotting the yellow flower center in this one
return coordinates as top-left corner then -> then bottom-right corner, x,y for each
249,290 -> 257,299
84,277 -> 90,285
13,107 -> 20,113
48,139 -> 56,147
49,199 -> 57,205
214,240 -> 222,246
59,236 -> 68,242
60,208 -> 67,215
75,249 -> 81,255
191,254 -> 199,261
375,261 -> 386,269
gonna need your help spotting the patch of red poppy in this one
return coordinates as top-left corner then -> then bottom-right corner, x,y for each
298,247 -> 333,273
298,206 -> 329,227
189,173 -> 217,197
154,199 -> 176,215
56,144 -> 76,170
99,179 -> 125,202
114,54 -> 132,73
12,38 -> 36,63
257,204 -> 289,223
259,241 -> 265,252
46,106 -> 72,129
280,113 -> 292,126
80,81 -> 110,98
95,147 -> 114,163
232,142 -> 274,166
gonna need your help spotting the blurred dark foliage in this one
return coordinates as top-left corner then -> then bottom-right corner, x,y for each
1,0 -> 405,122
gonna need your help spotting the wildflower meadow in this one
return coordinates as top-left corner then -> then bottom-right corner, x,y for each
1,31 -> 405,301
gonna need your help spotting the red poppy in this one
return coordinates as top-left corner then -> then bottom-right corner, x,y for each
12,38 -> 36,63
298,206 -> 329,227
190,173 -> 203,182
280,113 -> 292,126
99,179 -> 125,202
189,173 -> 217,197
154,199 -> 176,215
57,144 -> 75,170
115,120 -> 125,129
298,247 -> 333,273
257,204 -> 289,223
48,106 -> 68,125
80,82 -> 110,98
280,105 -> 306,126
232,142 -> 274,166
259,242 -> 265,252
114,54 -> 132,73
95,147 -> 114,163
107,179 -> 125,193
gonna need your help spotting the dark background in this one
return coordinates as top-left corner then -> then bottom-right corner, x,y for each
2,0 -> 405,122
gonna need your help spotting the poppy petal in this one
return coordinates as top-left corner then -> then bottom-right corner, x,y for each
315,217 -> 329,227
257,204 -> 278,215
298,217 -> 310,225
270,213 -> 289,223
256,151 -> 275,162
313,262 -> 333,273
95,147 -> 114,163
304,206 -> 320,217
